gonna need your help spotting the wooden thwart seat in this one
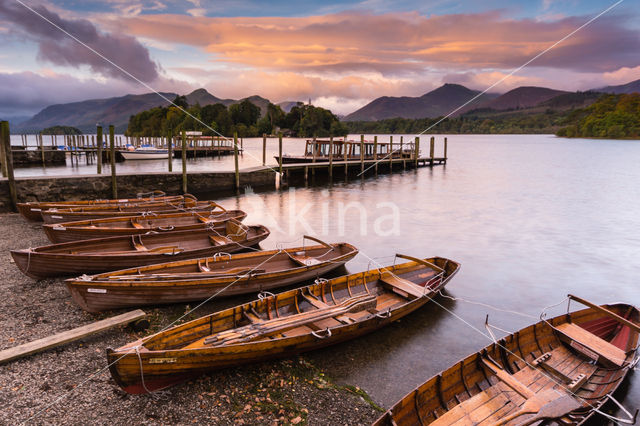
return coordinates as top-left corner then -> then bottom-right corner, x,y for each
290,254 -> 322,267
379,272 -> 425,298
209,235 -> 232,246
130,219 -> 145,229
554,322 -> 627,367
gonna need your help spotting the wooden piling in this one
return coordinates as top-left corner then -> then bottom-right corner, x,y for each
262,133 -> 266,165
278,133 -> 283,176
0,122 -> 17,211
360,134 -> 364,175
40,133 -> 45,166
167,130 -> 173,172
97,126 -> 103,174
234,132 -> 240,190
0,125 -> 7,178
328,136 -> 334,179
181,130 -> 187,194
401,136 -> 405,170
414,137 -> 420,168
109,126 -> 117,198
389,135 -> 393,172
344,137 -> 348,176
430,136 -> 435,165
373,135 -> 378,174
444,137 -> 448,160
312,136 -> 317,178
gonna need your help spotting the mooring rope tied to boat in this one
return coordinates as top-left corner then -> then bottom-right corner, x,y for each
436,290 -> 540,320
357,251 -> 637,422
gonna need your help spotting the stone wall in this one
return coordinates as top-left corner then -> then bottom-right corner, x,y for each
0,169 -> 275,211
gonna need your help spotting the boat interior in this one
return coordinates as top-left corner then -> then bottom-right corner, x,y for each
133,258 -> 457,352
82,243 -> 358,281
376,300 -> 639,426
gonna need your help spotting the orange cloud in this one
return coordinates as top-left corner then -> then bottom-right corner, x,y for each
110,11 -> 639,74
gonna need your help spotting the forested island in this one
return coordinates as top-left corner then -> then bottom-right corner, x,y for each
126,96 -> 347,138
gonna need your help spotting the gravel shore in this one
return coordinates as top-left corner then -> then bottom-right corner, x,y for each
0,213 -> 381,425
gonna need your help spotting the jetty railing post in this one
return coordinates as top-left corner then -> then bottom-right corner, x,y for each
1,121 -> 17,210
360,134 -> 364,175
430,136 -> 435,165
444,137 -> 448,162
109,125 -> 117,198
167,129 -> 173,172
262,133 -> 266,166
278,133 -> 283,176
328,136 -> 334,179
181,130 -> 187,194
373,135 -> 378,174
96,126 -> 103,174
414,137 -> 419,168
234,132 -> 240,190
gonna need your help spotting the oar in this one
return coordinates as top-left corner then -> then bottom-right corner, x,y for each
490,389 -> 582,426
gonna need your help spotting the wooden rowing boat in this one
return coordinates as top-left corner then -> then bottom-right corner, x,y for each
40,199 -> 216,224
107,254 -> 460,394
11,220 -> 270,279
17,191 -> 185,221
374,294 -> 640,426
42,207 -> 247,243
65,237 -> 358,312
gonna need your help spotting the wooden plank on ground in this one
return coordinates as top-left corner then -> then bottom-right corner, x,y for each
0,309 -> 146,365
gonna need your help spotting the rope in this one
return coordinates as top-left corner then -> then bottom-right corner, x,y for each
436,291 -> 539,320
135,345 -> 153,395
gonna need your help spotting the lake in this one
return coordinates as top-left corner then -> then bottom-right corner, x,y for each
11,133 -> 640,413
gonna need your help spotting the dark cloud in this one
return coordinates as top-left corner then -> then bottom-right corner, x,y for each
0,0 -> 158,82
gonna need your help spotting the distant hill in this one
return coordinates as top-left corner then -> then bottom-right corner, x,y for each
594,79 -> 640,94
475,86 -> 568,111
16,89 -> 275,134
17,92 -> 177,134
277,101 -> 302,113
343,84 -> 498,121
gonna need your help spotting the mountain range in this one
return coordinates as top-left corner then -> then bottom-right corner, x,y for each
9,78 -> 640,133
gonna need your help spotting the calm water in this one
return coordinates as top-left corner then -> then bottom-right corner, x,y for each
13,134 -> 640,411
215,134 -> 639,413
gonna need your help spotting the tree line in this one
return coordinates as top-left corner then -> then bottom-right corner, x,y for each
556,93 -> 640,138
126,96 -> 348,138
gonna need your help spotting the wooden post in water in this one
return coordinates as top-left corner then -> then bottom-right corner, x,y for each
444,137 -> 448,161
414,137 -> 420,168
109,125 -> 117,198
430,136 -> 435,165
0,122 -> 17,210
401,136 -> 405,170
311,137 -> 317,179
278,133 -> 283,176
360,134 -> 364,175
328,136 -> 334,179
262,134 -> 267,165
40,134 -> 45,166
344,136 -> 348,176
389,135 -> 393,172
181,130 -> 187,194
373,135 -> 378,174
96,126 -> 103,174
233,132 -> 240,190
167,130 -> 173,172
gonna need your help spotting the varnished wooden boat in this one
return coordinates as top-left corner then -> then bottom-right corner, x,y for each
40,199 -> 216,224
42,206 -> 247,243
65,237 -> 358,312
17,191 -> 185,221
11,220 -> 270,279
107,255 -> 460,394
374,294 -> 639,426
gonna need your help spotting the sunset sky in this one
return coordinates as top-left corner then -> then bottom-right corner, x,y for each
0,0 -> 639,118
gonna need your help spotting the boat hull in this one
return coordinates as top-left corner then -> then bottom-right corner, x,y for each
11,226 -> 270,279
121,151 -> 168,160
42,210 -> 247,243
107,257 -> 460,393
